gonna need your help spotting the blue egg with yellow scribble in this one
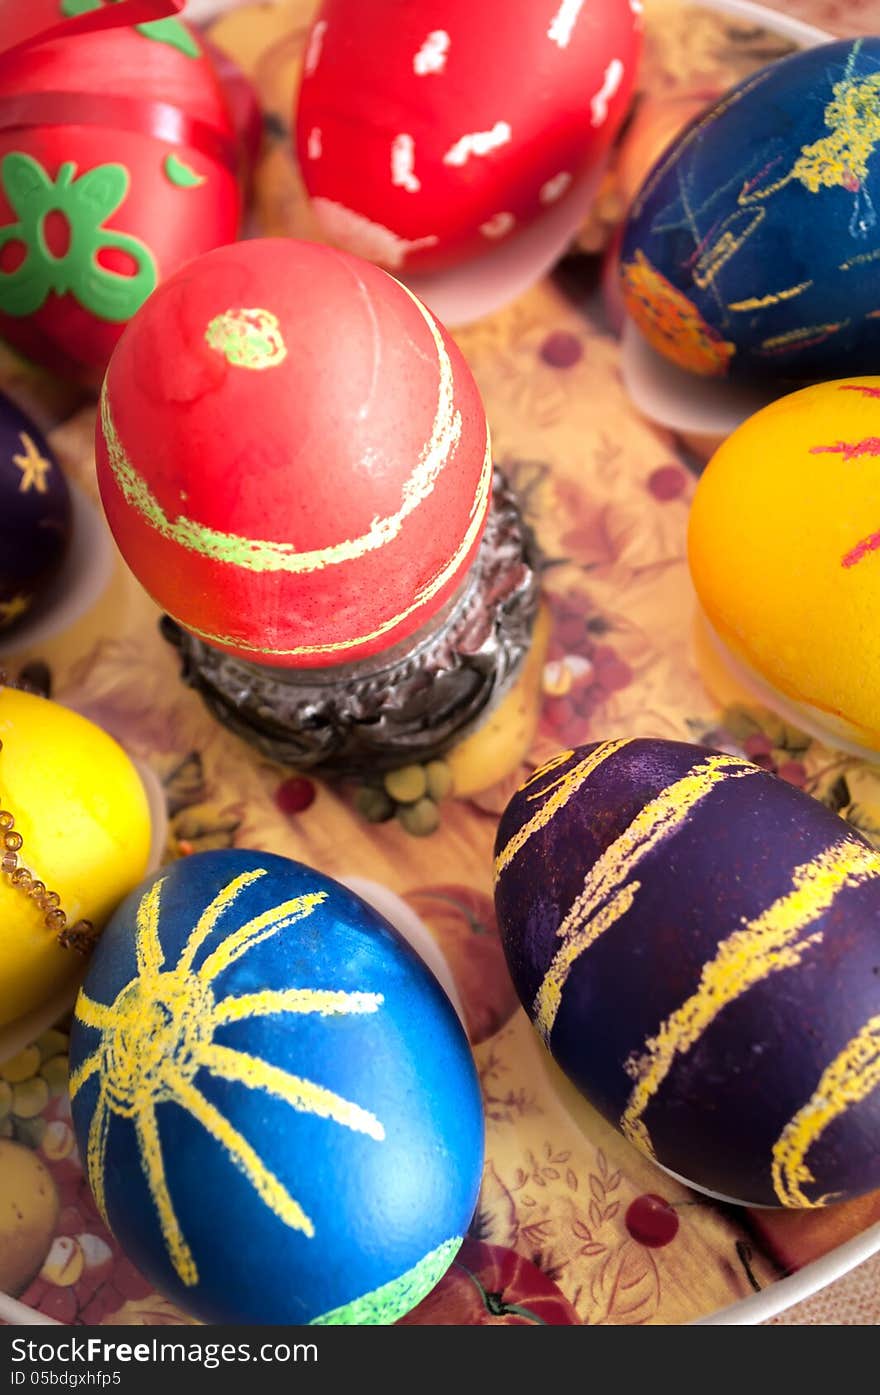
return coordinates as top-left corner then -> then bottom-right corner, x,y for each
68,850 -> 484,1324
621,38 -> 880,382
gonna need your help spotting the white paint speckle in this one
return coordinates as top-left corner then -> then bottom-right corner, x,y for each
391,134 -> 420,192
308,127 -> 322,160
590,58 -> 625,127
540,171 -> 572,205
312,198 -> 438,269
480,212 -> 516,239
414,30 -> 450,75
305,19 -> 327,76
548,0 -> 586,48
443,122 -> 511,167
629,0 -> 644,13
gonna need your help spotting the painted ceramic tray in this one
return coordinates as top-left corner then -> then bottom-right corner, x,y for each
2,0 -> 880,1329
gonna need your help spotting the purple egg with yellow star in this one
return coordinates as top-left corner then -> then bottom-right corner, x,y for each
0,392 -> 71,631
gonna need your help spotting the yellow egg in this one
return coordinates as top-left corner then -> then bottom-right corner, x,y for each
688,378 -> 880,751
0,688 -> 152,1028
0,1139 -> 59,1295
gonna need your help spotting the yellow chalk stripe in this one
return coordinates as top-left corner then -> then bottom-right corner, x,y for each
201,1042 -> 385,1142
198,891 -> 328,982
519,749 -> 576,795
74,994 -> 117,1033
494,740 -> 631,881
694,217 -> 764,290
772,1013 -> 880,1207
621,841 -> 879,1157
68,1051 -> 101,1101
213,987 -> 383,1025
102,285 -> 467,576
630,65 -> 778,216
729,282 -> 812,312
841,247 -> 880,271
177,868 -> 268,974
674,47 -> 877,300
86,1086 -> 111,1226
169,1072 -> 315,1238
761,322 -> 846,350
532,754 -> 760,1040
163,433 -> 493,659
534,883 -> 640,1044
135,1097 -> 198,1286
135,879 -> 166,977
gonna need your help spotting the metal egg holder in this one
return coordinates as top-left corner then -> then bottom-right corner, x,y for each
160,468 -> 542,776
0,464 -> 536,1088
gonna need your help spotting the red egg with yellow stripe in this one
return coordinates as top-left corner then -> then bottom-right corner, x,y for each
95,238 -> 492,667
494,739 -> 880,1208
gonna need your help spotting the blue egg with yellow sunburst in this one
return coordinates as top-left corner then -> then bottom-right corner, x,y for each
68,849 -> 484,1324
621,38 -> 880,382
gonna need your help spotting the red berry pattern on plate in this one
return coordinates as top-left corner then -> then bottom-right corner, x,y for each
625,1194 -> 681,1249
275,775 -> 317,816
540,331 -> 584,369
542,591 -> 634,747
647,464 -> 688,502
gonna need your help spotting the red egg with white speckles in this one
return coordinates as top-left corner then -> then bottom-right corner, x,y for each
295,0 -> 642,276
96,237 -> 492,667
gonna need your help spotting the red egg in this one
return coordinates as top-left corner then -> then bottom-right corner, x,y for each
0,0 -> 241,385
295,0 -> 642,275
96,237 -> 492,667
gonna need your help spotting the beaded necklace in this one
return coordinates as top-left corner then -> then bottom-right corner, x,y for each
0,669 -> 96,954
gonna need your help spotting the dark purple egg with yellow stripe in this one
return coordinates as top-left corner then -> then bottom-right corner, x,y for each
494,738 -> 880,1209
0,392 -> 71,631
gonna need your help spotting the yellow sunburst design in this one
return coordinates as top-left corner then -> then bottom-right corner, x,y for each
70,869 -> 386,1287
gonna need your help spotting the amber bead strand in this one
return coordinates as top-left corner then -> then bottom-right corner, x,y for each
0,669 -> 96,955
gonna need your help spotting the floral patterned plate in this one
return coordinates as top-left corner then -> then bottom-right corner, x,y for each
2,0 -> 879,1328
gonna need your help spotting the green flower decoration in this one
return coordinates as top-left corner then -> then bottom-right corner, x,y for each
0,153 -> 158,323
59,0 -> 201,59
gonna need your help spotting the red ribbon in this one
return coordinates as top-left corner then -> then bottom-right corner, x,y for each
0,91 -> 240,174
0,1 -> 185,68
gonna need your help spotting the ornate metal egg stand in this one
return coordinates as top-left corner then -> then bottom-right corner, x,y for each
160,469 -> 542,776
